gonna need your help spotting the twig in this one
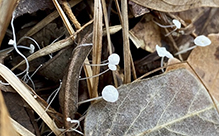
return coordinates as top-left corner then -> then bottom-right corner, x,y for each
61,0 -> 81,30
121,0 -> 131,83
92,0 -> 103,98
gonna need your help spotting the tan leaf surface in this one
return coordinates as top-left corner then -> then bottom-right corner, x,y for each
0,91 -> 18,136
85,69 -> 219,136
187,33 -> 219,102
129,15 -> 161,52
131,0 -> 219,12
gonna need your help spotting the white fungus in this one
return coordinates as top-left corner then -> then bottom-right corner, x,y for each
29,44 -> 35,53
102,85 -> 119,103
108,64 -> 117,71
172,19 -> 181,29
108,53 -> 120,65
156,45 -> 173,59
194,35 -> 211,47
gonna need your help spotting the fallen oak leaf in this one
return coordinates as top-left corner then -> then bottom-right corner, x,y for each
130,0 -> 219,12
85,69 -> 219,136
0,91 -> 18,136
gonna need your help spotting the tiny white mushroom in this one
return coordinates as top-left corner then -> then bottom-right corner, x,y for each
175,35 -> 212,55
194,35 -> 211,47
8,39 -> 15,45
108,53 -> 120,65
172,19 -> 181,29
29,44 -> 35,53
156,45 -> 173,72
66,117 -> 71,122
156,45 -> 173,59
78,85 -> 119,104
108,64 -> 117,71
102,85 -> 119,103
79,53 -> 120,80
154,19 -> 181,36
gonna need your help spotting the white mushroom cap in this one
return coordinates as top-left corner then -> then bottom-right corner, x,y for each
156,45 -> 173,59
102,85 -> 119,102
172,19 -> 181,29
108,53 -> 120,65
108,64 -> 117,71
194,35 -> 211,47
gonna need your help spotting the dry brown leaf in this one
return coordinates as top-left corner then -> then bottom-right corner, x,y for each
3,92 -> 35,133
131,0 -> 219,12
187,33 -> 219,102
85,69 -> 219,135
129,1 -> 150,18
59,24 -> 93,132
165,58 -> 190,72
0,91 -> 18,136
15,0 -> 54,18
129,14 -> 161,52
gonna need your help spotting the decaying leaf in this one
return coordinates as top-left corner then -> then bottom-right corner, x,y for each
187,33 -> 219,102
129,14 -> 161,52
59,24 -> 93,131
131,0 -> 219,12
3,92 -> 35,133
0,91 -> 18,136
15,0 -> 54,18
85,69 -> 219,136
129,1 -> 150,18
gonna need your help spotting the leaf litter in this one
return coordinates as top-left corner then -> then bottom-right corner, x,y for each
1,0 -> 219,135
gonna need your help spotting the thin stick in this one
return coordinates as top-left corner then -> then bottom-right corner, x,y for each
52,0 -> 75,35
114,0 -> 123,24
61,0 -> 81,30
101,0 -> 118,87
92,0 -> 103,98
24,0 -> 82,37
121,0 -> 131,83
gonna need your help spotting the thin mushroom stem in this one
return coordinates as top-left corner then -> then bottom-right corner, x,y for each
153,20 -> 175,28
79,69 -> 110,80
11,12 -> 30,78
78,96 -> 102,105
175,45 -> 196,55
161,57 -> 165,72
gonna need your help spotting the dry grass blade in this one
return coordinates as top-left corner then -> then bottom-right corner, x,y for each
11,36 -> 74,71
101,0 -> 118,87
92,0 -> 103,98
52,0 -> 75,35
0,90 -> 18,136
0,64 -> 61,135
11,118 -> 35,136
61,0 -> 81,30
121,0 -> 131,83
24,0 -> 81,37
0,0 -> 19,45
